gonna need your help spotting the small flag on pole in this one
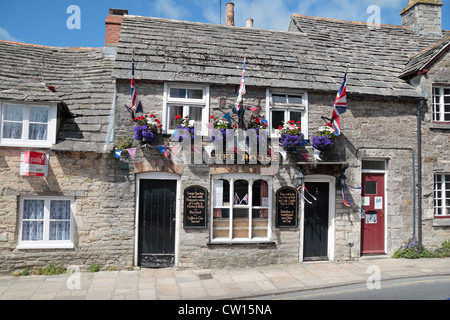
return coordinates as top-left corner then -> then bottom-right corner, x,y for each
234,55 -> 247,112
329,66 -> 348,136
131,52 -> 144,114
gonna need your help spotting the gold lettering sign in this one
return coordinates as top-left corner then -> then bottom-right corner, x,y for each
184,186 -> 208,229
276,187 -> 298,228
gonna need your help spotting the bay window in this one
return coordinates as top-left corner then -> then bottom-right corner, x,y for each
212,175 -> 271,242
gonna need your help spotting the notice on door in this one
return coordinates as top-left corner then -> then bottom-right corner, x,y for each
276,187 -> 298,228
184,186 -> 208,229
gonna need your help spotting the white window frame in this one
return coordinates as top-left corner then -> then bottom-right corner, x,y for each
265,89 -> 309,139
210,174 -> 272,243
0,101 -> 57,148
434,174 -> 450,218
17,196 -> 75,249
162,83 -> 210,136
432,86 -> 450,123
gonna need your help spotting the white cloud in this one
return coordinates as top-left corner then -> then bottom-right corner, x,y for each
148,0 -> 190,20
0,26 -> 22,42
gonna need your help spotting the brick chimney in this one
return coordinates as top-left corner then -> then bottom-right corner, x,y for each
400,0 -> 443,37
104,9 -> 128,47
226,2 -> 235,26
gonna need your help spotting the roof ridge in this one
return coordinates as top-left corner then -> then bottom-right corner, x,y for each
291,13 -> 411,29
0,39 -> 101,50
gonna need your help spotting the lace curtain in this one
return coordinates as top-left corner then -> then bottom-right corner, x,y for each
2,105 -> 48,140
22,199 -> 71,241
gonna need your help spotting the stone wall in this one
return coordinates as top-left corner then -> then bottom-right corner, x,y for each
0,147 -> 135,275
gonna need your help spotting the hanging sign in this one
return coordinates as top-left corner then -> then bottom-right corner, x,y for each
276,187 -> 298,228
184,186 -> 208,229
20,151 -> 49,177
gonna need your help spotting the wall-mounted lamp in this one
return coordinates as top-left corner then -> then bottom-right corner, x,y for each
296,171 -> 305,188
338,173 -> 347,188
219,98 -> 227,109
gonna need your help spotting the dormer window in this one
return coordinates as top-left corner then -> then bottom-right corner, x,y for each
0,102 -> 58,147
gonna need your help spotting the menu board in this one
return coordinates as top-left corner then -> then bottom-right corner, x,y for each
184,186 -> 208,229
276,187 -> 298,228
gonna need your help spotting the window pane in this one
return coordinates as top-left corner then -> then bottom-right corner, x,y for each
29,107 -> 48,123
362,161 -> 386,170
365,181 -> 377,195
4,105 -> 23,121
272,111 -> 284,129
213,179 -> 230,239
50,221 -> 70,240
22,221 -> 43,241
234,180 -> 249,205
23,200 -> 45,219
233,208 -> 249,238
290,111 -> 302,125
272,94 -> 287,104
3,122 -> 23,139
29,124 -> 48,140
169,88 -> 186,99
50,200 -> 71,220
187,89 -> 203,100
189,106 -> 202,122
169,105 -> 184,129
213,179 -> 230,207
288,95 -> 303,104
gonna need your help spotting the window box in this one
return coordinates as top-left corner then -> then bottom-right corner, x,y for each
17,197 -> 75,249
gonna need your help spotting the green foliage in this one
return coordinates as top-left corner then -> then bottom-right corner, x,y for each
33,263 -> 67,275
88,264 -> 100,272
393,237 -> 450,259
114,136 -> 133,151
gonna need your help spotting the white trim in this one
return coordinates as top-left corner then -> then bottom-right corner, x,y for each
17,196 -> 75,249
135,172 -> 181,267
210,173 -> 273,243
0,101 -> 58,148
300,175 -> 336,262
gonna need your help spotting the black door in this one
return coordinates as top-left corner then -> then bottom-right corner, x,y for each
138,179 -> 177,268
303,182 -> 329,260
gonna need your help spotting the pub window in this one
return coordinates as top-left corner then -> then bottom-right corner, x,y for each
17,197 -> 75,249
164,84 -> 210,135
267,91 -> 308,138
434,174 -> 450,218
432,87 -> 450,123
212,175 -> 271,242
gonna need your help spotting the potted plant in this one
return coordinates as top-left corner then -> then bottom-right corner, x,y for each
279,120 -> 306,151
173,114 -> 195,142
133,114 -> 162,146
310,126 -> 335,160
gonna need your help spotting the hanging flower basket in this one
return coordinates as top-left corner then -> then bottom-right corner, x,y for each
279,120 -> 306,151
173,114 -> 195,142
133,114 -> 162,146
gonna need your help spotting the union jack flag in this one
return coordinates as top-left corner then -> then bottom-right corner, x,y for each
234,192 -> 240,205
330,69 -> 348,136
131,53 -> 143,115
234,55 -> 247,112
241,194 -> 248,204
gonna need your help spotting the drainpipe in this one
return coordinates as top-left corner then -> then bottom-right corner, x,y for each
416,98 -> 425,246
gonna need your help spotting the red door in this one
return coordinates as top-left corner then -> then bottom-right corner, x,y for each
361,173 -> 385,254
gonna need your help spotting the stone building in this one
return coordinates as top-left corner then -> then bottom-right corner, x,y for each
0,1 -> 449,275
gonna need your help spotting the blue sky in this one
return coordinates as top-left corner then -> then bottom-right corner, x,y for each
0,0 -> 449,47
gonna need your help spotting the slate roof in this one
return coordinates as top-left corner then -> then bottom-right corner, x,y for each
0,40 -> 115,153
113,14 -> 444,100
400,36 -> 450,78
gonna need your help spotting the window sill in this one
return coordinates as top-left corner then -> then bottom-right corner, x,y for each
430,122 -> 450,130
433,218 -> 450,227
16,243 -> 74,250
207,240 -> 276,247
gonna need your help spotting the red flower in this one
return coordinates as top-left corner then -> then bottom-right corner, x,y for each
158,125 -> 162,128
210,115 -> 215,119
175,114 -> 181,120
296,121 -> 301,124
278,125 -> 282,130
233,124 -> 237,128
155,119 -> 161,124
150,114 -> 155,118
134,117 -> 139,121
140,116 -> 145,120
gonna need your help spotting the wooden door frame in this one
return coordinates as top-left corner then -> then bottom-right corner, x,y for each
135,172 -> 181,267
300,175 -> 336,262
361,169 -> 387,255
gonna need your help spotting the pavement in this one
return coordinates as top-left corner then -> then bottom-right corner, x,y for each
0,256 -> 449,300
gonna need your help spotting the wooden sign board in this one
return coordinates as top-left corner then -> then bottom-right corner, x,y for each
184,186 -> 208,229
276,187 -> 298,228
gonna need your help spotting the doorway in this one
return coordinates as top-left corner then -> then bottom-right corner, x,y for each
137,178 -> 178,268
301,176 -> 335,261
361,172 -> 386,254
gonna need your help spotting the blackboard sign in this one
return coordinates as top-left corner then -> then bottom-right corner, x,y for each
276,187 -> 298,228
184,186 -> 208,229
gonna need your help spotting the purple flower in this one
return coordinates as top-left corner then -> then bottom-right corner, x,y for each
311,135 -> 334,150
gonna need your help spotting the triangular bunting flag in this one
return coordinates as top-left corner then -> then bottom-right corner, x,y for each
114,150 -> 122,158
157,146 -> 168,158
126,148 -> 136,159
222,112 -> 232,124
